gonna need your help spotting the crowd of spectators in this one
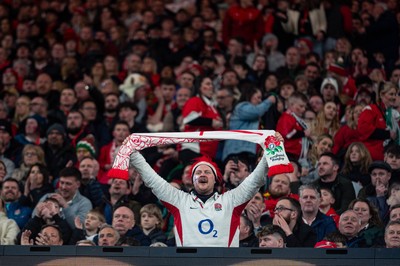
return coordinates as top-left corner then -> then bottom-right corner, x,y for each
0,0 -> 400,249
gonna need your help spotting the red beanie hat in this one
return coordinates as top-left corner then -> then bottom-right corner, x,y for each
189,156 -> 222,184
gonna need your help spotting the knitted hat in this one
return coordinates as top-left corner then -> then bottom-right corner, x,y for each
320,77 -> 339,94
46,123 -> 66,136
328,59 -> 347,76
119,73 -> 147,99
189,156 -> 222,185
314,240 -> 337,248
76,134 -> 96,157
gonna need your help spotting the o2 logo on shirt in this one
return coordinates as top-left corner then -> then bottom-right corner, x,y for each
198,219 -> 218,237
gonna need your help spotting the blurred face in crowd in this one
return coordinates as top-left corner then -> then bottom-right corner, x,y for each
339,211 -> 361,238
309,95 -> 324,113
28,165 -> 44,187
25,118 -> 39,135
317,155 -> 338,181
105,94 -> 119,113
320,189 -> 335,209
79,157 -> 97,180
390,207 -> 400,222
60,88 -> 77,107
385,223 -> 400,248
113,123 -> 130,143
161,83 -> 176,103
112,206 -> 135,236
259,233 -> 284,248
35,73 -> 52,95
370,168 -> 391,187
109,178 -> 130,198
80,101 -> 97,122
58,176 -> 80,201
85,212 -> 103,232
66,111 -> 84,134
315,137 -> 333,156
199,77 -> 214,99
98,227 -> 119,246
352,201 -> 371,227
176,87 -> 191,109
179,72 -> 194,89
193,164 -> 216,195
385,153 -> 400,170
41,226 -> 63,245
1,180 -> 20,202
300,188 -> 320,215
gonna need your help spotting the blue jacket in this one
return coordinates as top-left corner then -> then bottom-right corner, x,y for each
222,99 -> 273,161
5,201 -> 32,229
310,211 -> 338,242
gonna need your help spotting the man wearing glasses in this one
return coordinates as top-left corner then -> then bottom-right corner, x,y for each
273,197 -> 316,247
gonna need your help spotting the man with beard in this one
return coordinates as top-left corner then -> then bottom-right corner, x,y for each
35,73 -> 60,111
312,152 -> 356,215
265,173 -> 299,219
38,167 -> 92,229
66,110 -> 89,148
1,178 -> 32,229
273,197 -> 316,247
78,157 -> 104,208
338,210 -> 365,247
99,121 -> 130,185
103,93 -> 120,128
42,123 -> 76,178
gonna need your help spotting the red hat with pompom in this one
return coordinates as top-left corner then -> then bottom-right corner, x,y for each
189,156 -> 222,185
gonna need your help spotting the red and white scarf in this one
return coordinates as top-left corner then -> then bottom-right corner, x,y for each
108,130 -> 293,180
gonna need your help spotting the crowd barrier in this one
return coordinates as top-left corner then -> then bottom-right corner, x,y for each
0,246 -> 398,265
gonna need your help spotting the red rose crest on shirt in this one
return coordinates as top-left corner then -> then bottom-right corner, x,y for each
214,203 -> 222,211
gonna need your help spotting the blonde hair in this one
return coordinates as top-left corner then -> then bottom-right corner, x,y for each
88,209 -> 106,224
312,101 -> 340,139
22,144 -> 46,166
140,204 -> 163,229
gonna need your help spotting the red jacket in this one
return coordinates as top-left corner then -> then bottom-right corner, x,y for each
325,207 -> 339,228
357,104 -> 388,160
222,4 -> 264,46
182,96 -> 221,157
276,111 -> 305,159
332,124 -> 359,155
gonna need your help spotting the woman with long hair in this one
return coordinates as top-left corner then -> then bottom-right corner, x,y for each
12,144 -> 46,183
311,101 -> 340,141
357,82 -> 399,160
180,76 -> 223,163
340,142 -> 372,196
348,198 -> 384,247
20,164 -> 54,208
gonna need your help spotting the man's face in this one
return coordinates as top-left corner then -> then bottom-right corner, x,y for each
317,156 -> 337,180
259,234 -> 284,248
192,164 -> 216,195
1,181 -> 20,202
269,174 -> 290,198
385,224 -> 400,248
176,88 -> 191,109
47,130 -> 64,147
118,107 -> 136,124
0,130 -> 11,146
60,89 -> 77,107
79,158 -> 96,180
248,192 -> 265,210
222,71 -> 238,87
290,99 -> 306,117
390,208 -> 400,222
109,179 -> 130,197
113,124 -> 130,143
286,48 -> 300,67
30,97 -> 46,114
309,96 -> 324,113
25,118 -> 38,135
35,74 -> 52,95
58,176 -> 80,201
300,188 -> 320,215
179,73 -> 194,88
67,112 -> 83,131
304,66 -> 319,81
98,227 -> 119,246
216,89 -> 234,109
161,84 -> 176,103
274,199 -> 295,224
41,226 -> 63,245
385,153 -> 400,170
390,69 -> 400,84
112,206 -> 135,236
322,84 -> 336,101
81,102 -> 97,122
126,54 -> 141,73
371,168 -> 391,187
105,95 -> 119,112
339,211 -> 360,238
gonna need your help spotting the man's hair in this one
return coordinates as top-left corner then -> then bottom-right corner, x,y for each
1,178 -> 21,192
116,236 -> 140,246
117,101 -> 138,113
288,92 -> 307,106
390,203 -> 400,212
59,167 -> 82,181
278,197 -> 301,221
324,232 -> 347,244
160,77 -> 176,86
305,62 -> 321,72
113,120 -> 130,131
385,220 -> 400,233
319,152 -> 339,166
41,224 -> 63,241
299,184 -> 321,198
99,224 -> 120,241
385,144 -> 400,157
257,224 -> 286,243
